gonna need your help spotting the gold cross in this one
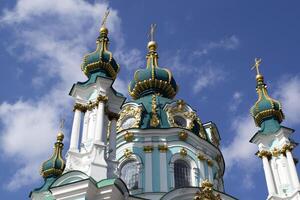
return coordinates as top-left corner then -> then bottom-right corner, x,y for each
148,23 -> 157,41
251,57 -> 262,75
101,8 -> 110,27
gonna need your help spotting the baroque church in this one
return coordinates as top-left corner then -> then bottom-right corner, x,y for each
29,11 -> 300,200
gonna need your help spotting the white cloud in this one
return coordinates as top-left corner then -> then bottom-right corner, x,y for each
193,63 -> 225,94
0,0 -> 137,190
193,35 -> 240,56
274,76 -> 300,126
229,91 -> 243,112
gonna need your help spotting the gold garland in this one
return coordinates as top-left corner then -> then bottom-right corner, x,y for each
194,180 -> 221,200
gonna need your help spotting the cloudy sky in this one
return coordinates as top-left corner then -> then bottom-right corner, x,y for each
0,0 -> 300,199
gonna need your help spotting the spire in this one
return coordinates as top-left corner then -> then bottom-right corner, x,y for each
250,58 -> 285,133
81,8 -> 120,79
40,129 -> 66,179
128,24 -> 178,99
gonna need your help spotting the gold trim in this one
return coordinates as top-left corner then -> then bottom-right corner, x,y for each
194,180 -> 221,200
180,148 -> 187,157
150,94 -> 160,127
158,144 -> 168,152
197,153 -> 206,161
124,149 -> 132,158
178,131 -> 188,141
82,60 -> 117,79
117,105 -> 142,132
73,103 -> 87,112
257,150 -> 272,159
124,131 -> 134,142
143,145 -> 153,153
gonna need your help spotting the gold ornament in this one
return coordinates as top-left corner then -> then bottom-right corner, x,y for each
117,105 -> 142,132
158,144 -> 168,153
143,145 -> 153,153
178,131 -> 188,141
180,148 -> 187,157
124,131 -> 134,142
150,94 -> 160,127
124,149 -> 132,158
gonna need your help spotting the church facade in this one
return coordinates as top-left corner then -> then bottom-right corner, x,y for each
29,15 -> 300,200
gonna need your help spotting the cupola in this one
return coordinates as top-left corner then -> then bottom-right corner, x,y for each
81,9 -> 120,79
40,132 -> 66,179
128,24 -> 178,99
250,58 -> 285,133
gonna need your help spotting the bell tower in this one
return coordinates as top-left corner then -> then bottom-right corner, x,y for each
65,10 -> 125,181
250,58 -> 300,200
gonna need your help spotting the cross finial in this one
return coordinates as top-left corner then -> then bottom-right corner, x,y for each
251,57 -> 262,75
101,8 -> 110,27
148,23 -> 157,41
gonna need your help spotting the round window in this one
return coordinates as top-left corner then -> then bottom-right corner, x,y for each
174,116 -> 187,127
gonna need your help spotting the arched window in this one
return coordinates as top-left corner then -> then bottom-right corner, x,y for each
174,160 -> 191,188
120,160 -> 139,190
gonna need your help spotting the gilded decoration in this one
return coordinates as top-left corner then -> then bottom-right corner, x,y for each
124,149 -> 132,158
158,144 -> 168,152
207,159 -> 214,167
194,180 -> 221,200
257,150 -> 272,159
198,153 -> 206,161
272,148 -> 280,157
178,131 -> 188,141
124,131 -> 134,142
143,145 -> 154,153
180,148 -> 187,157
165,100 -> 197,130
73,103 -> 87,112
117,105 -> 142,132
281,143 -> 294,154
150,94 -> 160,127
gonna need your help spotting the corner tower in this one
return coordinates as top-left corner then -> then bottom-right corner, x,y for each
250,58 -> 300,200
65,11 -> 126,181
115,25 -> 235,200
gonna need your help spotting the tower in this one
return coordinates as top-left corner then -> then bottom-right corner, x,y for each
250,59 -> 300,200
64,11 -> 125,181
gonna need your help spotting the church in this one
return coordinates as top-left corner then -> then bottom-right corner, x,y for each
29,11 -> 300,200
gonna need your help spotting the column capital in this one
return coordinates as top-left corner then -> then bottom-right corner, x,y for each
96,95 -> 108,103
281,143 -> 294,154
158,144 -> 168,153
257,150 -> 272,159
73,103 -> 87,112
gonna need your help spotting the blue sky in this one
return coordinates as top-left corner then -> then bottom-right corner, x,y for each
0,0 -> 300,199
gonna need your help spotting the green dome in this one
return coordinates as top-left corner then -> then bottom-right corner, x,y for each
41,132 -> 66,179
128,41 -> 178,99
81,27 -> 120,79
250,75 -> 284,127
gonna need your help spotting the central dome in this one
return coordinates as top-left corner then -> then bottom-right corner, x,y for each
128,41 -> 178,99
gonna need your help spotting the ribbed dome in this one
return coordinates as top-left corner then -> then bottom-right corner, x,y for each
81,27 -> 120,79
128,41 -> 178,99
40,132 -> 66,179
250,74 -> 284,127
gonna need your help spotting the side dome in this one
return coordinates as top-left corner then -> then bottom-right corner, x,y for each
250,74 -> 284,127
128,41 -> 178,99
41,132 -> 66,179
81,27 -> 120,79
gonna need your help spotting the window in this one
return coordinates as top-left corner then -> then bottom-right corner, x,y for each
120,160 -> 139,190
174,116 -> 187,127
174,160 -> 191,188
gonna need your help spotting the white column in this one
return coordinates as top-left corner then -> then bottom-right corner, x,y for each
81,110 -> 90,144
145,152 -> 153,192
88,109 -> 96,140
94,100 -> 105,143
69,109 -> 81,151
159,148 -> 168,192
286,150 -> 300,189
198,160 -> 205,185
262,156 -> 276,195
108,118 -> 117,160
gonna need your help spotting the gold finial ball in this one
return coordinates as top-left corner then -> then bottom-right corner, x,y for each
147,41 -> 157,51
57,132 -> 64,142
100,26 -> 108,35
256,74 -> 264,81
